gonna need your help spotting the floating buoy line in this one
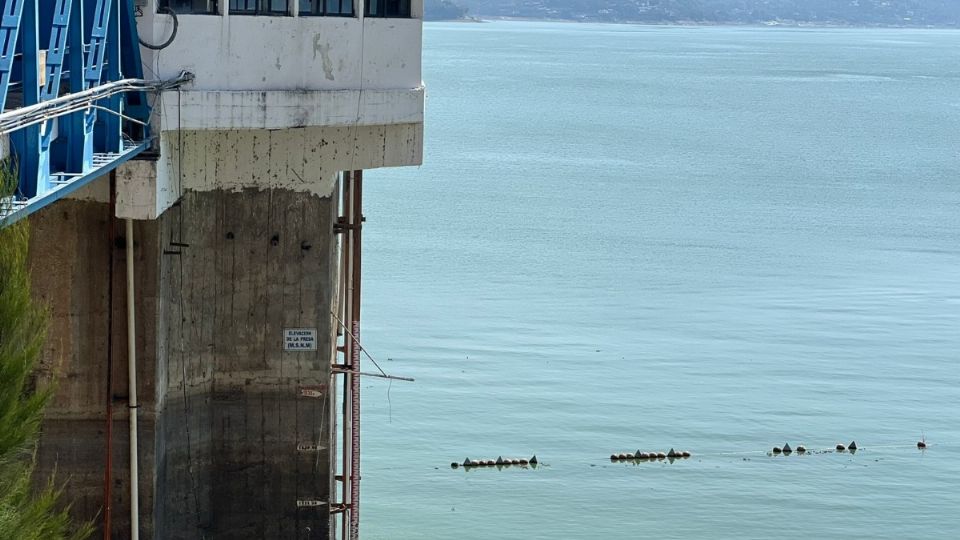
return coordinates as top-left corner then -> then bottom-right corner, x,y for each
447,439 -> 937,471
452,455 -> 539,469
610,448 -> 691,461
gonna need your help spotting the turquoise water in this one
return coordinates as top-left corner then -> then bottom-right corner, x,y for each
360,22 -> 960,539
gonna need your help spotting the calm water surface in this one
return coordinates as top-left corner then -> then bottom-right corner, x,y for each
360,22 -> 960,539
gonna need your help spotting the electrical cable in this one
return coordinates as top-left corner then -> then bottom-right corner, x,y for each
139,7 -> 179,50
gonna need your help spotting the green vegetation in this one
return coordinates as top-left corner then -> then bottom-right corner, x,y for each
0,167 -> 91,540
457,0 -> 960,26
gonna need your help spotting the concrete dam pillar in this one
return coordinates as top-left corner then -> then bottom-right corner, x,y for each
153,186 -> 338,538
25,3 -> 425,538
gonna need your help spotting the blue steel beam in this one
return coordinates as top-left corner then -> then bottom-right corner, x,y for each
10,0 -> 43,199
1,0 -> 162,226
118,0 -> 146,128
80,0 -> 112,170
40,0 -> 71,101
0,0 -> 26,110
35,0 -> 75,199
94,0 -> 118,153
2,139 -> 147,224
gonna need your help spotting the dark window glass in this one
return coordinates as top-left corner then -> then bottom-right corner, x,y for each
158,0 -> 219,14
300,0 -> 354,16
364,0 -> 410,18
229,0 -> 289,14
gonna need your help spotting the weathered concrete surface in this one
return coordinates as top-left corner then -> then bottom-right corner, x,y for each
154,188 -> 336,539
28,189 -> 161,538
117,124 -> 421,220
29,182 -> 338,539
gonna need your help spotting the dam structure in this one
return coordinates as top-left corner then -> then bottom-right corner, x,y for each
1,1 -> 424,538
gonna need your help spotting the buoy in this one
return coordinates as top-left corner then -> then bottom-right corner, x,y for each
667,448 -> 677,458
610,454 -> 618,460
836,444 -> 846,451
485,460 -> 496,466
529,455 -> 538,465
496,456 -> 504,465
681,451 -> 691,458
451,462 -> 459,469
620,453 -> 630,460
796,445 -> 806,454
656,452 -> 666,459
636,452 -> 649,459
772,447 -> 782,454
463,458 -> 474,466
848,441 -> 858,451
782,443 -> 792,454
917,441 -> 927,449
517,459 -> 527,465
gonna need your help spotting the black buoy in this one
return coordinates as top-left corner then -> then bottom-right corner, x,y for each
610,454 -> 619,461
848,441 -> 858,451
636,452 -> 649,459
796,445 -> 806,454
836,444 -> 846,451
529,455 -> 538,465
667,448 -> 678,458
782,443 -> 793,454
772,446 -> 782,454
681,451 -> 691,458
917,440 -> 927,449
514,459 -> 524,465
451,462 -> 459,469
496,456 -> 504,465
485,460 -> 496,466
656,452 -> 666,459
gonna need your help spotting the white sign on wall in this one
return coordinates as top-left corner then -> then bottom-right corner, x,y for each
299,385 -> 326,398
284,328 -> 318,351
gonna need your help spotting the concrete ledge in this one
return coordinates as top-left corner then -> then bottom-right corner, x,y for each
116,123 -> 423,220
160,87 -> 425,131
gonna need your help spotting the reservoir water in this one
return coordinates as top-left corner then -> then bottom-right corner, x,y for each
360,22 -> 960,539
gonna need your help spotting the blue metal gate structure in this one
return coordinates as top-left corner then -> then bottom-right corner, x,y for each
0,0 -> 186,223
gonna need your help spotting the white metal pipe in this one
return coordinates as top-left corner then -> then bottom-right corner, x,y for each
125,218 -> 140,540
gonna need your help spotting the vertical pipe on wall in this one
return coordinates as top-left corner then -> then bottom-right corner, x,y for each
125,218 -> 140,540
340,171 -> 352,540
348,170 -> 363,540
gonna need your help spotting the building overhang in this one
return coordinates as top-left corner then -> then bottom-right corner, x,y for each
159,86 -> 425,131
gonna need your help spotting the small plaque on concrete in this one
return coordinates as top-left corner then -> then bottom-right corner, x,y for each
284,328 -> 318,351
299,385 -> 326,398
296,500 -> 325,508
297,443 -> 323,452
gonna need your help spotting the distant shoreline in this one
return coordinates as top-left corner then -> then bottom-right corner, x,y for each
429,15 -> 960,30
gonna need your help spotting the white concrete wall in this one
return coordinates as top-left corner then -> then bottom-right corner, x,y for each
138,3 -> 423,92
127,3 -> 426,221
158,86 -> 424,130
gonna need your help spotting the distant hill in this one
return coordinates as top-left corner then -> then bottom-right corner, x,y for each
425,0 -> 470,21
452,0 -> 960,26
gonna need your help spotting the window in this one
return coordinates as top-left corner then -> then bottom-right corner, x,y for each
229,0 -> 289,14
300,0 -> 354,16
365,0 -> 411,18
158,0 -> 219,14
